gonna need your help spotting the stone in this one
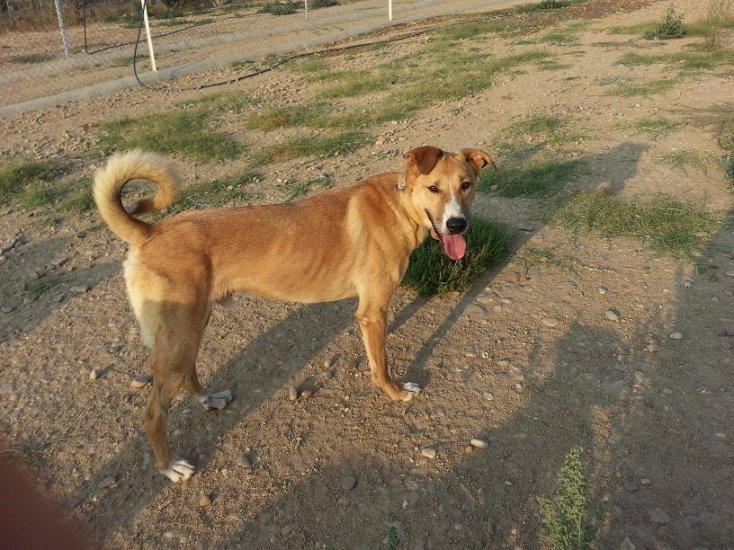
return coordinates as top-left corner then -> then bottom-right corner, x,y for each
669,332 -> 683,340
421,447 -> 437,459
130,374 -> 152,389
542,317 -> 559,328
342,475 -> 357,491
89,368 -> 101,380
605,310 -> 620,322
98,476 -> 116,489
198,493 -> 212,507
470,438 -> 489,449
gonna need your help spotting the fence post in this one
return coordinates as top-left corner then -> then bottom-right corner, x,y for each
140,0 -> 158,72
53,0 -> 70,58
305,0 -> 308,19
388,0 -> 392,21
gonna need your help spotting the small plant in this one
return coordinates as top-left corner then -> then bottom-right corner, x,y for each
402,217 -> 508,297
643,5 -> 686,39
310,0 -> 339,7
26,275 -> 64,300
385,525 -> 399,550
702,0 -> 734,49
537,447 -> 600,550
631,118 -> 680,139
259,1 -> 300,15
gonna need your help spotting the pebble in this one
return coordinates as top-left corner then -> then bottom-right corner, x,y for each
70,284 -> 91,294
288,385 -> 298,401
683,516 -> 700,529
649,508 -> 671,524
605,310 -> 620,322
238,454 -> 253,468
52,293 -> 65,303
669,332 -> 683,340
725,270 -> 734,278
464,304 -> 489,317
421,447 -> 437,459
198,493 -> 212,508
541,317 -> 559,328
598,286 -> 608,295
98,476 -> 116,489
640,478 -> 652,486
89,368 -> 101,380
324,370 -> 334,379
470,438 -> 489,449
300,389 -> 313,399
623,477 -> 638,492
1,305 -> 16,313
342,475 -> 357,491
620,537 -> 636,550
130,374 -> 152,389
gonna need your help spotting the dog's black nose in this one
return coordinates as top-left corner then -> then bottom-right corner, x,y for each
445,217 -> 467,234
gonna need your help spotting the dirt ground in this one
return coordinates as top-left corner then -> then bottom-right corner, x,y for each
1,0 -> 733,548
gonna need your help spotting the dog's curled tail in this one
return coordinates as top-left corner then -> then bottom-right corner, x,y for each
94,150 -> 180,247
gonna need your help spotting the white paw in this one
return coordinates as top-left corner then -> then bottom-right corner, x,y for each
199,389 -> 234,411
160,457 -> 195,482
401,382 -> 422,401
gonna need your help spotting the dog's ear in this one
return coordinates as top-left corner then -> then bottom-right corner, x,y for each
405,146 -> 444,175
461,149 -> 497,174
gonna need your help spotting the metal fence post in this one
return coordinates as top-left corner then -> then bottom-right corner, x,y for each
389,0 -> 393,21
53,0 -> 70,58
140,0 -> 158,72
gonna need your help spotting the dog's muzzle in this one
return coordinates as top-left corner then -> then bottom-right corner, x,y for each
425,209 -> 467,261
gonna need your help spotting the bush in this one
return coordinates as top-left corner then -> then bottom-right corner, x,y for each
258,1 -> 300,15
644,5 -> 686,39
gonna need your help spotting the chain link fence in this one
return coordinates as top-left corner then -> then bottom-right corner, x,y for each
0,0 -> 511,111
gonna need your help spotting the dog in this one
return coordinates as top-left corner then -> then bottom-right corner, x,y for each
94,145 -> 496,482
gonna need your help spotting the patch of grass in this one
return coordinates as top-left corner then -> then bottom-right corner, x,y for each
607,21 -> 657,35
631,118 -> 680,139
478,159 -> 585,198
386,525 -> 399,550
167,171 -> 262,214
436,18 -> 527,40
643,5 -> 686,39
310,0 -> 339,7
698,0 -> 734,49
322,70 -> 394,98
658,149 -> 711,173
519,247 -> 577,275
402,217 -> 508,297
539,22 -> 588,46
99,112 -> 242,161
504,114 -> 584,145
11,52 -> 55,64
246,103 -> 330,131
537,59 -> 573,71
259,1 -> 299,15
607,78 -> 675,97
288,57 -> 330,76
181,92 -> 260,114
551,192 -> 718,256
617,48 -> 734,70
0,159 -> 67,202
284,175 -> 333,201
26,275 -> 64,300
252,131 -> 372,166
538,447 -> 601,550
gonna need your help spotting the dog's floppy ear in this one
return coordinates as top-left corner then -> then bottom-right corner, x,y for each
461,149 -> 497,174
405,146 -> 444,175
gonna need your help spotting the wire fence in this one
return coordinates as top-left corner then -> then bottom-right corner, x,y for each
0,0 -> 512,111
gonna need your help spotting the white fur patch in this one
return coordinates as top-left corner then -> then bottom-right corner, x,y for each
442,192 -> 465,232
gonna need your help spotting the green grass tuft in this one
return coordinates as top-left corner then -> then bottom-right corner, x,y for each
26,275 -> 64,300
658,149 -> 711,172
478,159 -> 585,198
402,217 -> 508,297
538,447 -> 600,550
0,159 -> 67,202
99,112 -> 242,161
504,114 -> 585,145
607,78 -> 675,97
259,1 -> 299,15
167,171 -> 262,214
551,192 -> 718,257
631,118 -> 680,139
252,132 -> 371,166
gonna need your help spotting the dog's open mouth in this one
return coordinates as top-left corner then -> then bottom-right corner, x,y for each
426,210 -> 467,261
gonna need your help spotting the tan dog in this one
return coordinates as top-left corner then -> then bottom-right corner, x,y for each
94,145 -> 496,482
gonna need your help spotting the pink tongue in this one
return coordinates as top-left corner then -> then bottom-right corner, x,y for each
441,233 -> 467,260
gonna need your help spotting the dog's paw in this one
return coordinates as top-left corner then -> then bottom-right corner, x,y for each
401,382 -> 421,401
160,457 -> 195,482
199,389 -> 234,411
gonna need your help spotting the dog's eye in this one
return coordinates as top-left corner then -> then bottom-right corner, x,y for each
428,185 -> 440,194
461,181 -> 472,191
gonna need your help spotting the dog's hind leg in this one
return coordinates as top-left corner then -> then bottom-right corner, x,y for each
355,291 -> 421,402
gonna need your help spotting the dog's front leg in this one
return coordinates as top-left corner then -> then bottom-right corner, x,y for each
355,298 -> 421,402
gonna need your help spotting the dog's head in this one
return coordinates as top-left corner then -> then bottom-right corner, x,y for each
401,145 -> 496,260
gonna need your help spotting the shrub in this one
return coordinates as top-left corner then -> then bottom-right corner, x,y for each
644,5 -> 686,39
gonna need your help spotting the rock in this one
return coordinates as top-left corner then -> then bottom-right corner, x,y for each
541,317 -> 559,328
51,294 -> 65,303
405,480 -> 419,491
464,304 -> 489,317
89,368 -> 101,380
623,477 -> 638,492
683,516 -> 700,529
342,475 -> 357,491
238,454 -> 253,468
470,438 -> 489,449
605,309 -> 620,322
1,305 -> 16,313
98,476 -> 116,489
598,286 -> 608,295
130,374 -> 152,389
70,284 -> 91,294
288,385 -> 298,401
649,508 -> 671,524
324,370 -> 334,379
421,447 -> 437,459
620,537 -> 636,550
198,493 -> 212,507
640,477 -> 652,486
300,389 -> 313,399
669,332 -> 683,340
725,270 -> 734,278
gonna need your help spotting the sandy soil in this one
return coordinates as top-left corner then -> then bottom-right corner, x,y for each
1,0 -> 733,548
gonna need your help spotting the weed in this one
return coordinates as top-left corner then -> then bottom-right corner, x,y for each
644,5 -> 686,39
386,525 -> 399,550
551,192 -> 718,256
0,159 -> 67,202
259,1 -> 299,15
701,0 -> 734,49
478,159 -> 585,198
99,112 -> 242,161
607,78 -> 675,97
402,217 -> 508,297
538,447 -> 600,550
26,275 -> 64,300
631,118 -> 680,139
252,132 -> 372,166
